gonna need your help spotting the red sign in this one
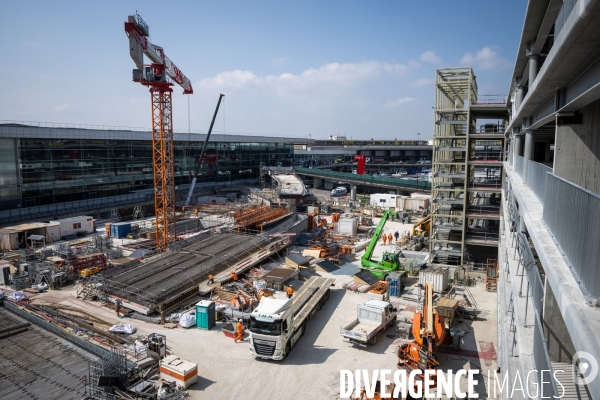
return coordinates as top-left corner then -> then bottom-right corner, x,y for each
354,155 -> 365,175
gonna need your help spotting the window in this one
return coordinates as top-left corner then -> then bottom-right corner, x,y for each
73,223 -> 81,229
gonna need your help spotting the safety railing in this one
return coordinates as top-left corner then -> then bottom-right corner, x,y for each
515,155 -> 524,178
526,160 -> 552,204
555,0 -> 578,38
464,231 -> 499,243
543,173 -> 600,298
295,168 -> 432,190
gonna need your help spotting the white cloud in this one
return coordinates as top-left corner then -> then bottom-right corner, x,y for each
272,56 -> 288,67
411,77 -> 434,87
23,40 -> 41,47
384,97 -> 416,108
198,60 -> 413,94
420,51 -> 442,64
53,103 -> 71,112
460,47 -> 511,71
408,59 -> 421,69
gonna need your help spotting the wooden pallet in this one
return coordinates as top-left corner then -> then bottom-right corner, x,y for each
369,281 -> 388,294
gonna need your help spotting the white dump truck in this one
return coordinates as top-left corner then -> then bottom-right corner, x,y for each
248,277 -> 335,360
340,300 -> 397,346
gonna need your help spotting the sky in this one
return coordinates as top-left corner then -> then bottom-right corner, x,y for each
0,1 -> 527,140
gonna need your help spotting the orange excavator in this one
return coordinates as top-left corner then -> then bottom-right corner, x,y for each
397,282 -> 452,390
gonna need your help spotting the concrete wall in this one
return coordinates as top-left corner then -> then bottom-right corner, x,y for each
554,99 -> 600,195
543,281 -> 576,364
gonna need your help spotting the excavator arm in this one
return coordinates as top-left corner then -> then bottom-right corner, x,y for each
362,209 -> 399,263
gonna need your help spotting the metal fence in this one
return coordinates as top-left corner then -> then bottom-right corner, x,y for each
0,193 -> 152,225
295,168 -> 432,191
543,173 -> 600,298
517,233 -> 545,319
527,160 -> 552,204
555,0 -> 578,38
515,155 -> 524,178
533,314 -> 558,398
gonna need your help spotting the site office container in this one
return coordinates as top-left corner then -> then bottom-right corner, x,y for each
54,216 -> 94,237
370,193 -> 399,210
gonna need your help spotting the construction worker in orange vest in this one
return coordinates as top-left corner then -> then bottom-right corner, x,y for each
207,274 -> 214,285
286,286 -> 294,299
194,209 -> 199,218
382,234 -> 387,245
388,233 -> 393,245
234,318 -> 244,343
230,271 -> 239,281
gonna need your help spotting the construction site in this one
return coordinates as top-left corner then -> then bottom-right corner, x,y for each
0,10 -> 503,400
4,1 -> 600,399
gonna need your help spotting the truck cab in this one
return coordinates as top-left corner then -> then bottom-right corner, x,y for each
248,277 -> 334,361
248,297 -> 297,360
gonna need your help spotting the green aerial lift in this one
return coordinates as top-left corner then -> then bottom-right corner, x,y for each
360,210 -> 407,285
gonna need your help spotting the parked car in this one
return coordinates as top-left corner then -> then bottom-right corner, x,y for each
331,187 -> 348,197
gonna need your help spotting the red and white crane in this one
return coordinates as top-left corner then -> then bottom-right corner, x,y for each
124,13 -> 192,250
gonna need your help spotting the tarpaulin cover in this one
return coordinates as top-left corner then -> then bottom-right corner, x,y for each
109,324 -> 137,334
179,310 -> 196,329
7,291 -> 28,302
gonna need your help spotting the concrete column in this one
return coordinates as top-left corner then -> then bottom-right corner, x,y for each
514,134 -> 524,160
516,86 -> 525,110
350,185 -> 357,200
522,129 -> 536,184
529,55 -> 539,86
313,178 -> 322,189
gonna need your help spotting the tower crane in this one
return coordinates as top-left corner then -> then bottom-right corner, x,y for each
124,13 -> 193,250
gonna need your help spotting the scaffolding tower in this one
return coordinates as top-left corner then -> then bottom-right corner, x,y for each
430,67 -> 507,266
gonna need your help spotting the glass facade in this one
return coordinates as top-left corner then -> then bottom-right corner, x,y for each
0,139 -> 21,210
18,138 -> 294,208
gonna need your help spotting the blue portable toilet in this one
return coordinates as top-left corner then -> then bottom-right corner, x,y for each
196,300 -> 215,330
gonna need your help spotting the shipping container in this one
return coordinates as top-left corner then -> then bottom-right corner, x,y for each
110,222 -> 132,239
419,267 -> 449,292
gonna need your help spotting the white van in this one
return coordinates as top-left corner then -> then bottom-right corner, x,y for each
331,187 -> 348,197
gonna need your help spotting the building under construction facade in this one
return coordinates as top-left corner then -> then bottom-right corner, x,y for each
430,67 -> 506,266
499,0 -> 600,398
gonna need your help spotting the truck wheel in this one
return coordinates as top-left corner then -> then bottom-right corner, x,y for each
324,289 -> 330,301
285,341 -> 292,357
369,335 -> 378,346
451,334 -> 461,351
300,323 -> 306,336
389,316 -> 397,327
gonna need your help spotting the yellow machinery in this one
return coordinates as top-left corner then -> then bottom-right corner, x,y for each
410,214 -> 431,238
80,267 -> 100,277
